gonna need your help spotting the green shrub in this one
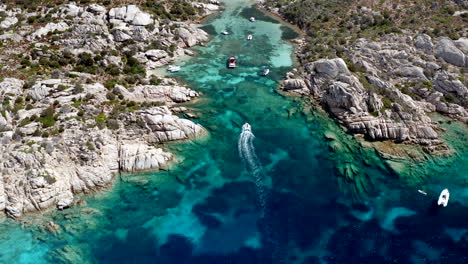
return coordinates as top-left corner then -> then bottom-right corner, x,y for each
381,97 -> 393,110
94,113 -> 107,129
73,83 -> 84,94
105,64 -> 120,76
150,75 -> 162,85
104,79 -> 119,90
38,105 -> 56,128
33,128 -> 41,137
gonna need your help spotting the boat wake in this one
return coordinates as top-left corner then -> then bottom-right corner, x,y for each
238,123 -> 285,263
238,123 -> 267,218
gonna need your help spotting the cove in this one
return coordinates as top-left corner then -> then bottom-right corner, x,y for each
1,0 -> 468,263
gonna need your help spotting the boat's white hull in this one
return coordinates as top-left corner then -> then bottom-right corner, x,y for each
242,123 -> 251,132
438,189 -> 450,207
168,66 -> 181,72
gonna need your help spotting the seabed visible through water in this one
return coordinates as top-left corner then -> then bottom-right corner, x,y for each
1,0 -> 468,263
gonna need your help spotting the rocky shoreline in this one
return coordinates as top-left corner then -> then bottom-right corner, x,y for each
0,1 -> 220,218
260,0 -> 467,158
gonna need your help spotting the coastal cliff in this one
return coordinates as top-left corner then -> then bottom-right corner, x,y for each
0,1 -> 219,217
262,0 -> 467,155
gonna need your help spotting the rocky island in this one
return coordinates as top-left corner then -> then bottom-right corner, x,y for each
0,0 -> 219,218
262,0 -> 467,156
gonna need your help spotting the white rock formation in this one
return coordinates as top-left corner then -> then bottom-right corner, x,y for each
119,143 -> 173,172
116,84 -> 199,104
0,17 -> 18,28
30,22 -> 70,39
141,106 -> 205,142
435,37 -> 466,67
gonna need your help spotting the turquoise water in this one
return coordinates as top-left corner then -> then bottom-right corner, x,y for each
1,0 -> 468,263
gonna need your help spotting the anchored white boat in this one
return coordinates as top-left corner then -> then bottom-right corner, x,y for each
221,31 -> 229,35
247,34 -> 253,40
262,68 -> 270,76
438,189 -> 450,207
227,56 -> 237,68
242,123 -> 251,132
250,17 -> 255,22
168,65 -> 181,72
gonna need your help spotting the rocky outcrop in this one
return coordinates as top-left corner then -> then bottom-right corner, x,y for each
433,71 -> 467,96
0,103 -> 205,217
119,143 -> 173,172
115,83 -> 199,104
435,37 -> 467,67
283,31 -> 467,150
0,78 -> 24,97
141,106 -> 205,142
109,5 -> 153,26
0,2 -> 212,217
286,58 -> 447,146
281,78 -> 308,92
0,16 -> 18,29
30,22 -> 70,39
414,34 -> 434,53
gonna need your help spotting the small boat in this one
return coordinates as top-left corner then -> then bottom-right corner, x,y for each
261,68 -> 270,76
242,123 -> 251,132
227,56 -> 237,68
250,17 -> 255,22
418,190 -> 427,195
247,34 -> 253,40
438,189 -> 450,207
221,31 -> 229,35
168,65 -> 181,72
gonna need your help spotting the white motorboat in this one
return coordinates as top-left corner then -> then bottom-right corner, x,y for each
247,34 -> 253,40
438,189 -> 450,207
227,56 -> 237,68
168,65 -> 181,72
221,31 -> 229,35
250,17 -> 255,22
242,123 -> 251,132
261,68 -> 270,76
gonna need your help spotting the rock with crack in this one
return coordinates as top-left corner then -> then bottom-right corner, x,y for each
435,37 -> 466,67
141,106 -> 205,142
119,143 -> 173,172
0,78 -> 24,97
115,84 -> 199,104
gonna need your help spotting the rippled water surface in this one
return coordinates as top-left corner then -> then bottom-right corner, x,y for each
1,0 -> 468,263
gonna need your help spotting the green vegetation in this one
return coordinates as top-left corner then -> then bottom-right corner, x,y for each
94,113 -> 107,129
86,140 -> 96,151
123,55 -> 145,75
38,105 -> 57,128
381,97 -> 393,110
265,0 -> 466,61
143,0 -> 202,21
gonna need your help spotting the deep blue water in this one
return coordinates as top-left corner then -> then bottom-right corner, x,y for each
1,0 -> 468,263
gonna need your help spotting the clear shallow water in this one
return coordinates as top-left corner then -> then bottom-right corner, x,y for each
2,1 -> 468,263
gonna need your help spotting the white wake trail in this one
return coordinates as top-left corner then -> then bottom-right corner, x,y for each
238,124 -> 267,217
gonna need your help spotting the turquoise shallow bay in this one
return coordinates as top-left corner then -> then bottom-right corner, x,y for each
1,0 -> 468,263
